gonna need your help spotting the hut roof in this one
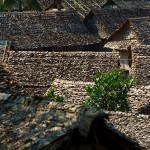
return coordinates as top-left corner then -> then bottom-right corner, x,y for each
51,78 -> 94,105
37,0 -> 64,10
132,45 -> 150,55
109,0 -> 150,8
37,0 -> 108,9
51,79 -> 150,115
129,17 -> 150,45
91,8 -> 150,39
0,93 -> 107,149
104,17 -> 150,49
107,111 -> 150,149
72,0 -> 108,9
128,85 -> 150,114
0,11 -> 100,49
0,93 -> 149,149
38,0 -> 108,17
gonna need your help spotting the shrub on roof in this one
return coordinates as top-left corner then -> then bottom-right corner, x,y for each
44,87 -> 64,102
85,69 -> 134,111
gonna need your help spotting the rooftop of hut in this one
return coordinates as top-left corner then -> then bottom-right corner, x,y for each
103,0 -> 150,8
104,17 -> 150,49
0,93 -> 149,149
87,8 -> 150,39
0,11 -> 100,50
38,0 -> 108,17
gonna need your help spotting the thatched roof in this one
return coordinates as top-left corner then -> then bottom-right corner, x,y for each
0,11 -> 100,49
52,79 -> 150,115
130,17 -> 150,45
104,17 -> 150,49
0,51 -> 118,95
0,93 -> 149,149
51,78 -> 94,104
107,0 -> 150,8
128,85 -> 150,114
71,0 -> 107,9
37,0 -> 64,10
132,45 -> 150,56
0,93 -> 107,149
38,0 -> 108,17
91,8 -> 150,39
107,111 -> 150,149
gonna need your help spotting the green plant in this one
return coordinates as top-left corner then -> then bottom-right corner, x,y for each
73,0 -> 80,8
44,87 -> 64,102
85,69 -> 134,111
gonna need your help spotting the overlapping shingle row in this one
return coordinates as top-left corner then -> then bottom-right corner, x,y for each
104,17 -> 150,49
0,93 -> 149,149
0,11 -> 100,49
111,0 -> 150,8
91,8 -> 150,38
0,93 -> 107,150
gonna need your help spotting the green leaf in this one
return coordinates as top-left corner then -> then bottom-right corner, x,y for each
85,69 -> 134,112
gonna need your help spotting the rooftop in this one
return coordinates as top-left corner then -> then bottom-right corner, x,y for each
0,93 -> 107,149
129,17 -> 150,45
0,11 -> 100,49
0,93 -> 149,149
104,17 -> 150,49
37,0 -> 111,18
52,79 -> 150,115
108,0 -> 150,8
91,8 -> 150,38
